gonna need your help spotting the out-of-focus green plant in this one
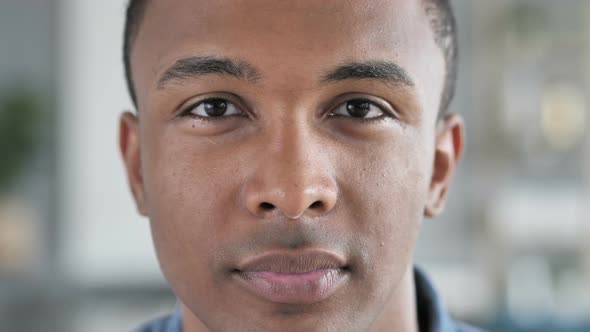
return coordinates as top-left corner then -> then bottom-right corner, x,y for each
488,2 -> 550,49
506,2 -> 549,41
0,87 -> 41,191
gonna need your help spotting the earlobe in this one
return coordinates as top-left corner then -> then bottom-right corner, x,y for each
424,113 -> 465,218
119,111 -> 148,216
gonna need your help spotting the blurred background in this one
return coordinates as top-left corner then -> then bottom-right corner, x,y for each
0,0 -> 589,331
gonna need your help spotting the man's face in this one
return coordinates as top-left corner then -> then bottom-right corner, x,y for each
120,0 -> 463,331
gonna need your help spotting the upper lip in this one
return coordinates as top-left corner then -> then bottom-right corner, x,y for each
236,250 -> 347,274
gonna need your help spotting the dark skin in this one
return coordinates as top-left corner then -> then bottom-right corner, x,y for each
119,0 -> 464,331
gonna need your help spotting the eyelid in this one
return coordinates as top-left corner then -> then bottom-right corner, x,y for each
176,92 -> 251,118
326,94 -> 399,120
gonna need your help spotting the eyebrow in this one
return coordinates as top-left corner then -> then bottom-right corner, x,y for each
320,60 -> 415,87
157,56 -> 262,89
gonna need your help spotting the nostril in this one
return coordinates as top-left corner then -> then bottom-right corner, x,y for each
309,201 -> 323,209
260,202 -> 275,210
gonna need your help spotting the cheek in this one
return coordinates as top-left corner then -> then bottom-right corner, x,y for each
141,133 -> 242,289
372,159 -> 428,270
340,133 -> 431,296
343,136 -> 431,240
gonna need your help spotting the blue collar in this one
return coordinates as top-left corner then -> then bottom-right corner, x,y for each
414,266 -> 460,332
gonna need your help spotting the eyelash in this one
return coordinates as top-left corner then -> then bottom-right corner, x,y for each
178,97 -> 395,123
328,99 -> 393,123
178,97 -> 246,123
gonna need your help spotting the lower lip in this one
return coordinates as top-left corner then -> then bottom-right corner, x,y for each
234,268 -> 348,304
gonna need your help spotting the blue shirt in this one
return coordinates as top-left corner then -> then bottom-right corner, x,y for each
135,267 -> 485,332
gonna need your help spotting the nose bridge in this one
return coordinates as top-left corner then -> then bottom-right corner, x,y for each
242,111 -> 337,219
270,113 -> 312,179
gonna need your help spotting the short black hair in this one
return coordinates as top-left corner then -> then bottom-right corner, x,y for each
123,0 -> 457,115
123,0 -> 150,106
423,0 -> 458,116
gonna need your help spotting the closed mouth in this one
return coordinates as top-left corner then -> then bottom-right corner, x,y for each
232,250 -> 350,304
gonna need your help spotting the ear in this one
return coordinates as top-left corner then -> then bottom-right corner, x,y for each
424,113 -> 465,218
119,112 -> 148,216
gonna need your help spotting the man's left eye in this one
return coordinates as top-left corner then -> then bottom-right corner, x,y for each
330,99 -> 385,120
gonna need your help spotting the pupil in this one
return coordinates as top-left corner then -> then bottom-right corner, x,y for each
204,99 -> 228,117
346,100 -> 371,117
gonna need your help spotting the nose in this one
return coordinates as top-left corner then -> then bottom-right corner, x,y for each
242,127 -> 338,220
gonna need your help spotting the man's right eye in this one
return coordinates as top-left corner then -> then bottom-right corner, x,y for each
181,98 -> 243,118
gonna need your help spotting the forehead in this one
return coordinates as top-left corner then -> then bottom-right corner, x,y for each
131,0 -> 443,112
